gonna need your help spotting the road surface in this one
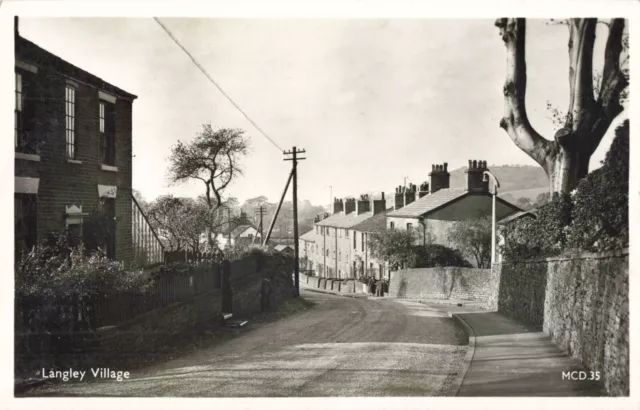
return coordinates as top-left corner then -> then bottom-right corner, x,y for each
25,290 -> 469,397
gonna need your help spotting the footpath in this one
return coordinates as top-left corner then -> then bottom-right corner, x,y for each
425,302 -> 607,397
300,285 -> 607,397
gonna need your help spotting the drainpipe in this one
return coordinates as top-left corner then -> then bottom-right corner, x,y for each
323,227 -> 326,277
364,233 -> 368,276
335,228 -> 338,278
419,217 -> 427,247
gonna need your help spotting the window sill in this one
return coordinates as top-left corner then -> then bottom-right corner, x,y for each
67,159 -> 83,164
101,164 -> 118,172
15,152 -> 41,162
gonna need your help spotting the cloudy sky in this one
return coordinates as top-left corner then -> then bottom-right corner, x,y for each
18,18 -> 626,206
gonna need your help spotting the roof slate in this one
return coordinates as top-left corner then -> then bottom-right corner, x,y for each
315,211 -> 375,228
387,188 -> 467,218
299,230 -> 315,241
351,208 -> 393,233
230,225 -> 255,238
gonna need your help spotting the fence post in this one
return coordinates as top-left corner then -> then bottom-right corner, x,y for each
221,260 -> 232,314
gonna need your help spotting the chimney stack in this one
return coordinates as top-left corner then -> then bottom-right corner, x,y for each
429,162 -> 450,194
404,183 -> 417,206
14,16 -> 19,35
344,197 -> 356,214
356,194 -> 371,214
466,160 -> 489,192
418,181 -> 430,198
332,197 -> 344,214
394,185 -> 405,210
372,192 -> 386,215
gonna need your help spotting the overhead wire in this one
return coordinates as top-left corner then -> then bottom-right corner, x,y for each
154,17 -> 284,152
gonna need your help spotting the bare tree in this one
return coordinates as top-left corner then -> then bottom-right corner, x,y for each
168,125 -> 249,249
495,18 -> 628,194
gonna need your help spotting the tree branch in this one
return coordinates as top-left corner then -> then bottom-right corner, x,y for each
598,18 -> 627,126
566,18 -> 597,132
495,18 -> 554,173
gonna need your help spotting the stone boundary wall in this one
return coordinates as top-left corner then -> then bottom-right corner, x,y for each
387,267 -> 491,301
300,273 -> 362,294
492,249 -> 629,396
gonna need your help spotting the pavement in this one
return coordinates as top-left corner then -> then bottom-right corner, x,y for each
22,289 -> 469,397
434,307 -> 607,396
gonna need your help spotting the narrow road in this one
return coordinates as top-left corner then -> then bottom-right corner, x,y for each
26,290 -> 469,397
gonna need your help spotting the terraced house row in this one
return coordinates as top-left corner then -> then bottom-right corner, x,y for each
299,160 -> 522,279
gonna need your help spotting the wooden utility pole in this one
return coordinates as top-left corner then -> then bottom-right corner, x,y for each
254,205 -> 266,244
227,207 -> 232,251
263,169 -> 293,246
284,147 -> 306,296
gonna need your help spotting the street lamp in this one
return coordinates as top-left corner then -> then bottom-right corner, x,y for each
483,171 -> 500,267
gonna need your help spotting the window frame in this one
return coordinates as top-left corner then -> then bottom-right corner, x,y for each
15,72 -> 23,149
100,100 -> 116,165
65,85 -> 77,159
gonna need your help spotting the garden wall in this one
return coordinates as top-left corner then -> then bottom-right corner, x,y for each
300,273 -> 361,294
491,249 -> 629,396
387,267 -> 491,301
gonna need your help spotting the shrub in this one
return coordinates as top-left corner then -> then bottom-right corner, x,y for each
500,120 -> 629,259
568,120 -> 629,251
412,244 -> 473,268
16,234 -> 150,301
501,192 -> 573,260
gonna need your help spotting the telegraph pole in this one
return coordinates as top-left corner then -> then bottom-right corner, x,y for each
284,147 -> 306,297
254,205 -> 266,243
227,207 -> 232,251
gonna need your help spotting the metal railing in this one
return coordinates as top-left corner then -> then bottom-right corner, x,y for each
132,196 -> 164,269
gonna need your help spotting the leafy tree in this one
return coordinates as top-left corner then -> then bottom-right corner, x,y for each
168,125 -> 249,249
132,189 -> 148,210
369,229 -> 420,271
447,217 -> 492,268
147,195 -> 226,252
495,18 -> 628,194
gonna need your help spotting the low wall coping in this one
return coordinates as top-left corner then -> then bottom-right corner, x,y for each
496,248 -> 629,265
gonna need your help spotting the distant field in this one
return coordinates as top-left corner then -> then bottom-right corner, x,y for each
501,186 -> 548,202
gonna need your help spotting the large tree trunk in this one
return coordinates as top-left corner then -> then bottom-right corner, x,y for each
495,18 -> 627,194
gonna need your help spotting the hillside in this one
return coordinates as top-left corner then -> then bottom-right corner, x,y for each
448,164 -> 548,192
384,165 -> 549,208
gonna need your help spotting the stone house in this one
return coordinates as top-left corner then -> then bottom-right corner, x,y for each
350,207 -> 393,279
386,160 -> 522,265
14,19 -> 163,268
299,229 -> 316,272
311,194 -> 387,278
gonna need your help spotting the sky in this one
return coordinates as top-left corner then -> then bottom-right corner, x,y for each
18,17 -> 627,207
